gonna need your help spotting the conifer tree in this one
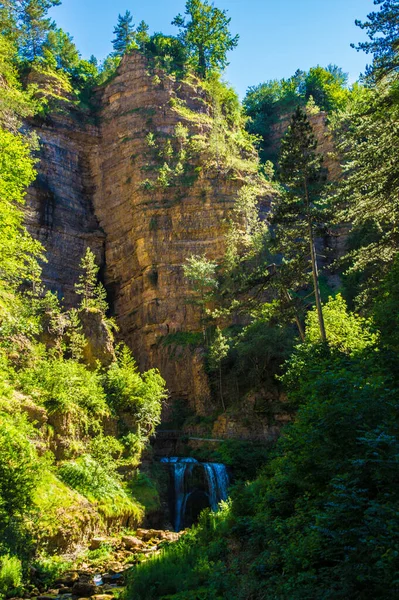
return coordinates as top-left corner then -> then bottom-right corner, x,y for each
75,248 -> 108,313
112,10 -> 135,56
208,327 -> 228,410
172,0 -> 239,77
353,0 -> 399,80
43,28 -> 80,72
135,20 -> 149,52
273,106 -> 328,343
18,0 -> 61,61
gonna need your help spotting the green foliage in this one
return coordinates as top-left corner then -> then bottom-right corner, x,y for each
42,28 -> 79,72
128,294 -> 399,599
0,128 -> 42,289
17,0 -> 62,62
75,247 -> 108,313
104,344 -> 165,436
305,293 -> 378,352
272,106 -> 329,340
231,320 -> 294,389
20,358 -> 109,434
0,34 -> 39,132
332,79 -> 399,307
145,33 -> 188,77
0,554 -> 23,598
244,65 -> 349,161
0,413 -> 42,561
112,10 -> 136,57
97,53 -> 121,85
127,502 -> 232,599
58,455 -> 142,519
128,471 -> 161,514
172,0 -> 239,78
353,0 -> 399,80
31,553 -> 72,588
373,252 -> 399,350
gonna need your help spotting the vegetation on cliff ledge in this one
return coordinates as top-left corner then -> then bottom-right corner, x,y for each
1,0 -> 399,598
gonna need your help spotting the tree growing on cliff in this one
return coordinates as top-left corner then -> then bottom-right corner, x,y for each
183,255 -> 218,341
273,106 -> 328,343
112,10 -> 136,56
75,248 -> 107,313
18,0 -> 61,61
136,20 -> 150,52
172,0 -> 239,78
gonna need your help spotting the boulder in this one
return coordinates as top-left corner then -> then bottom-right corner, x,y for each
121,535 -> 144,550
89,537 -> 109,550
71,582 -> 96,597
79,309 -> 115,369
55,572 -> 79,586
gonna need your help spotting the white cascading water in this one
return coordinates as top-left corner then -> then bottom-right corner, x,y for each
160,457 -> 230,531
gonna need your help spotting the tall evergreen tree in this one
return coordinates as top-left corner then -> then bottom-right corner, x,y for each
272,106 -> 328,343
75,248 -> 107,313
172,0 -> 239,78
333,81 -> 399,306
112,10 -> 135,56
353,0 -> 399,80
42,28 -> 80,72
135,19 -> 149,52
18,0 -> 61,61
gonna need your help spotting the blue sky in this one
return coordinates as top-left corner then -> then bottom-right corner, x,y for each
50,0 -> 372,98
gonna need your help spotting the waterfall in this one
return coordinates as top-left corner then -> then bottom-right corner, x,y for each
161,457 -> 230,531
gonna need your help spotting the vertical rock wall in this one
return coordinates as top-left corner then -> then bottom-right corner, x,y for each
89,53 -> 259,412
26,52 -> 266,413
26,111 -> 105,304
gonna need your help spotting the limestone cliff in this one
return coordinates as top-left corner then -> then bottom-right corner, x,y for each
26,52 -> 271,415
25,108 -> 105,305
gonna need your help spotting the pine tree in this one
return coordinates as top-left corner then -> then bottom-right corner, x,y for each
208,327 -> 228,410
333,81 -> 399,306
136,20 -> 149,52
75,248 -> 108,313
272,106 -> 328,343
112,10 -> 135,56
172,0 -> 239,78
18,0 -> 61,61
352,0 -> 399,80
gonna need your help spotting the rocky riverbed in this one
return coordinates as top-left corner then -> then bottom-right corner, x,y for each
11,529 -> 182,600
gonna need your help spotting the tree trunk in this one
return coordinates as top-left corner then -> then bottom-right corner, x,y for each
304,178 -> 327,344
284,289 -> 305,341
219,364 -> 226,411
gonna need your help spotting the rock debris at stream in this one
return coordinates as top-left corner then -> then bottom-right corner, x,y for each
11,529 -> 182,600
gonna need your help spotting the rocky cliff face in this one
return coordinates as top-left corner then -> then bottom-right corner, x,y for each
267,110 -> 340,181
26,52 -> 269,414
26,108 -> 105,305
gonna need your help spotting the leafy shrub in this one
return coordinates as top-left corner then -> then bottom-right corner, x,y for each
58,455 -> 142,520
0,413 -> 42,556
32,554 -> 72,588
20,358 -> 109,433
104,345 -> 166,436
127,503 -> 232,600
0,555 -> 22,599
89,435 -> 124,471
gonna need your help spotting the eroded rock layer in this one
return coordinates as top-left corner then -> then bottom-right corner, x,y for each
26,111 -> 105,305
26,52 -> 266,412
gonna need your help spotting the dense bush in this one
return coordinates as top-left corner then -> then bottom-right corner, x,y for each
127,298 -> 399,599
0,414 -> 42,558
58,455 -> 142,520
0,555 -> 23,599
104,345 -> 165,436
19,358 -> 109,434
